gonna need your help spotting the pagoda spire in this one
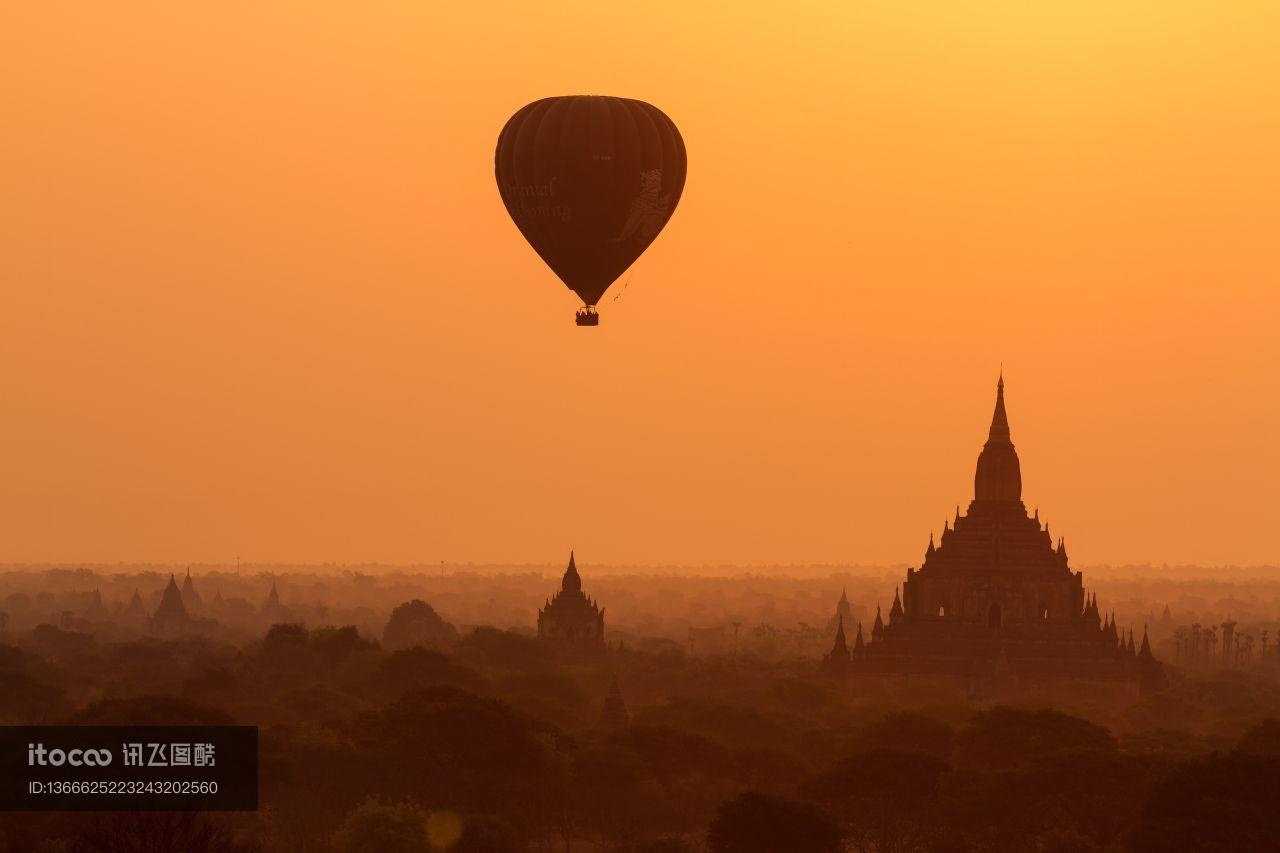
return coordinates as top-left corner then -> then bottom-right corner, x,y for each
974,375 -> 1022,502
562,550 -> 582,593
890,586 -> 904,622
832,615 -> 848,654
989,372 -> 1011,442
853,622 -> 865,652
1138,625 -> 1154,659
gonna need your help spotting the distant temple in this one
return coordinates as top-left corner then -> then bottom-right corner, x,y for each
829,376 -> 1166,696
538,552 -> 605,651
83,589 -> 107,621
152,574 -> 190,632
124,589 -> 148,623
181,568 -> 202,611
819,616 -> 851,678
826,588 -> 855,634
262,579 -> 288,621
600,676 -> 630,728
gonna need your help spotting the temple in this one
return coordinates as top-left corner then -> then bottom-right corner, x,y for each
151,573 -> 190,633
826,588 -> 854,635
600,676 -> 630,728
829,376 -> 1166,696
181,568 -> 202,611
262,578 -> 289,622
538,551 -> 606,651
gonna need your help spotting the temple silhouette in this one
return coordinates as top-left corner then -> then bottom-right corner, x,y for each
825,376 -> 1166,696
538,551 -> 606,651
151,573 -> 190,633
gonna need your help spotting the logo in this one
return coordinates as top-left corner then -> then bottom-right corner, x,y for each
27,744 -> 113,767
610,168 -> 672,244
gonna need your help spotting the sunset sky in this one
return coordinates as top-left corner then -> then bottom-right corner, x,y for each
3,2 -> 1277,567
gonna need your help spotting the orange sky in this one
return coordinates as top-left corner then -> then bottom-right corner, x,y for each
2,2 -> 1278,567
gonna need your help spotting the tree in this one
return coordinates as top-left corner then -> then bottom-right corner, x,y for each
71,812 -> 260,853
1130,752 -> 1280,853
635,839 -> 694,853
453,814 -> 527,853
800,748 -> 948,853
332,799 -> 431,853
382,600 -> 459,652
850,712 -> 954,760
707,792 -> 842,853
371,647 -> 488,700
1236,717 -> 1280,757
67,694 -> 233,725
953,707 -> 1115,770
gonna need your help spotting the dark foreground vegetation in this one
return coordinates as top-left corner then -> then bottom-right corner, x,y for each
2,612 -> 1279,852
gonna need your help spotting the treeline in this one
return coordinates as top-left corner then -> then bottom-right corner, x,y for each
1,617 -> 1279,851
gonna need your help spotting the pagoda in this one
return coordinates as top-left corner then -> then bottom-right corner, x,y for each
181,568 -> 202,611
152,574 -> 190,633
600,676 -> 630,728
262,578 -> 289,622
123,589 -> 148,624
842,376 -> 1165,695
819,616 -> 851,679
826,588 -> 855,634
538,552 -> 605,651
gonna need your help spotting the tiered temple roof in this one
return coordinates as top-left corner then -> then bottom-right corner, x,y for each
538,552 -> 605,651
830,376 -> 1166,695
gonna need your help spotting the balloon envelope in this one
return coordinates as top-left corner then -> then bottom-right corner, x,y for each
495,96 -> 687,309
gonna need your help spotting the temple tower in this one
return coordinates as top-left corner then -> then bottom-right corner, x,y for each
152,574 -> 189,632
538,552 -> 606,651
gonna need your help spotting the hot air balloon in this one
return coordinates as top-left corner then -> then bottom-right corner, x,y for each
495,96 -> 687,326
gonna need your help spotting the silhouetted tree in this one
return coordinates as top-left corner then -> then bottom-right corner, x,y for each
800,748 -> 948,853
309,625 -> 378,668
332,799 -> 431,853
635,838 -> 694,853
369,647 -> 488,700
1130,752 -> 1280,852
851,712 -> 955,759
1236,717 -> 1280,757
70,812 -> 260,853
953,707 -> 1115,770
609,724 -> 731,784
453,814 -> 527,853
67,694 -> 233,725
707,792 -> 841,853
457,627 -> 556,670
382,600 -> 458,652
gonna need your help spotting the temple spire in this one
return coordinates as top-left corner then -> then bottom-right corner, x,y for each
562,551 -> 582,593
989,372 -> 1011,442
974,375 -> 1022,502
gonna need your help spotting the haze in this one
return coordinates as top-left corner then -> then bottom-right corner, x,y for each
2,2 -> 1277,566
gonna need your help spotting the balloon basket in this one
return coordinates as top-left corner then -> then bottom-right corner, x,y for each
575,308 -> 600,327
